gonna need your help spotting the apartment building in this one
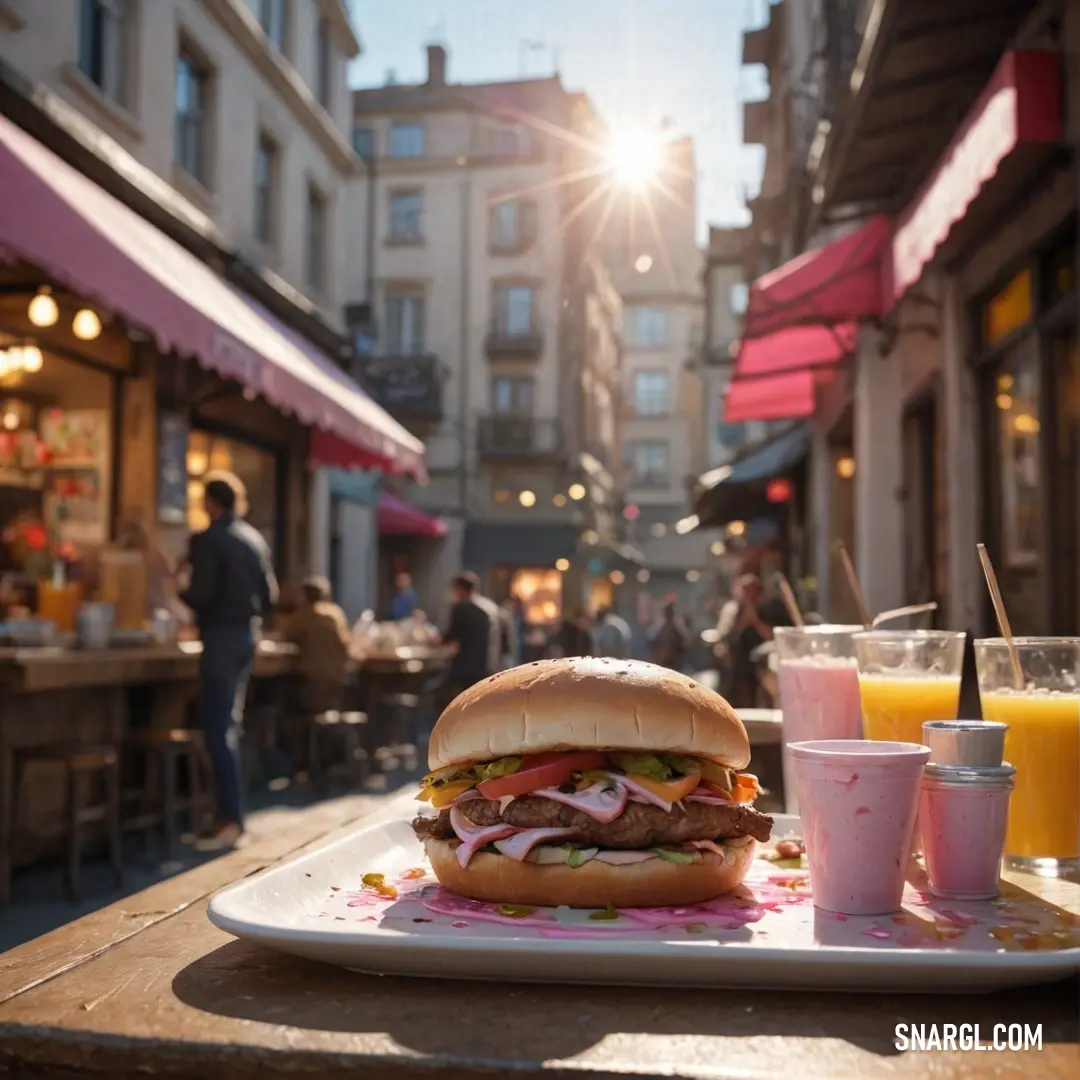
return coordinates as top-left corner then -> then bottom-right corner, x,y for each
0,1 -> 428,601
348,46 -> 627,620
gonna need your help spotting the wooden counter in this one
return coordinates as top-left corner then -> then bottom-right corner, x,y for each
0,800 -> 1076,1080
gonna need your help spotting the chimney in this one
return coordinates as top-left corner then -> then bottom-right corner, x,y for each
426,44 -> 447,87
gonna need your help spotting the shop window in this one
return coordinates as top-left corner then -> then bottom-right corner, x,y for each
983,268 -> 1032,347
79,0 -> 131,106
993,348 -> 1041,571
507,567 -> 561,625
185,430 -> 278,556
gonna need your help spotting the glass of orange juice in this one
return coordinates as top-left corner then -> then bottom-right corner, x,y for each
974,637 -> 1080,876
853,630 -> 966,744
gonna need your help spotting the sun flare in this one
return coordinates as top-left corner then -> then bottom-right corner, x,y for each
607,129 -> 662,189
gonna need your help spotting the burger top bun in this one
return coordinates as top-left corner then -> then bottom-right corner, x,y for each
428,657 -> 750,771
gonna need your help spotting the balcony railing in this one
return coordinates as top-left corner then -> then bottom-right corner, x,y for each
485,320 -> 544,358
477,416 -> 564,461
353,353 -> 442,422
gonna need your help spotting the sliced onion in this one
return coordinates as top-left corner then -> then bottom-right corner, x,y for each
449,805 -> 519,868
532,780 -> 628,822
615,774 -> 673,812
493,827 -> 578,861
450,788 -> 484,806
593,849 -> 658,865
497,795 -> 516,813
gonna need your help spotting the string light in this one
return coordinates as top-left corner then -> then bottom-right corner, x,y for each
72,308 -> 102,341
27,288 -> 58,328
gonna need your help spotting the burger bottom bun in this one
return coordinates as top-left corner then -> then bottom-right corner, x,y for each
424,838 -> 757,909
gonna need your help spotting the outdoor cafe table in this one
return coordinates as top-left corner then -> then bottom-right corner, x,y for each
0,799 -> 1076,1080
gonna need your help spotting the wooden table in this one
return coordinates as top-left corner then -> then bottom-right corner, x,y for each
1,800 -> 1076,1080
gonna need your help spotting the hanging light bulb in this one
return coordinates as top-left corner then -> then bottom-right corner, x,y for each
72,308 -> 102,341
20,346 -> 43,373
27,288 -> 59,328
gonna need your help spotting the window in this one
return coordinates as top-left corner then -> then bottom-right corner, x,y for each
244,0 -> 286,51
79,0 -> 130,105
492,377 -> 534,415
253,134 -> 277,246
387,123 -> 425,158
489,124 -> 532,157
493,285 -> 536,335
729,282 -> 749,316
984,269 -> 1033,347
315,16 -> 332,107
490,199 -> 537,253
175,48 -> 210,185
389,191 -> 423,243
306,183 -> 327,291
384,291 -> 425,355
633,371 -> 669,417
625,441 -> 670,487
628,307 -> 669,348
352,125 -> 374,160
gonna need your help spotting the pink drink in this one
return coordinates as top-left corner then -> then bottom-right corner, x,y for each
778,660 -> 862,814
919,765 -> 1014,901
788,740 -> 930,915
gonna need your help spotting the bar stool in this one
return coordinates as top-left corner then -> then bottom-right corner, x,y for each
1,743 -> 123,904
373,693 -> 426,772
128,730 -> 214,859
298,711 -> 369,789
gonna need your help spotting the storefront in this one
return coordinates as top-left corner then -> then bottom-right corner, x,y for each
0,109 -> 425,632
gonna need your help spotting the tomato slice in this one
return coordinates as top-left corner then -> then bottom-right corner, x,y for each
628,771 -> 702,803
476,751 -> 607,800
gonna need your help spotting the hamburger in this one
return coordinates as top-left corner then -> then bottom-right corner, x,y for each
412,657 -> 773,909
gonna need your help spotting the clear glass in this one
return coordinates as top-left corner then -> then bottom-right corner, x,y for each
853,630 -> 966,744
974,637 -> 1080,876
774,626 -> 864,815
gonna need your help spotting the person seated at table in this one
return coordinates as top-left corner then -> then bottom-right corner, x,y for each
282,576 -> 351,715
180,472 -> 278,851
388,571 -> 420,621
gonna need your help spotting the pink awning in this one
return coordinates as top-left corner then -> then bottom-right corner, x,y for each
377,491 -> 448,538
744,215 -> 891,339
734,322 -> 857,378
723,370 -> 818,423
0,114 -> 426,481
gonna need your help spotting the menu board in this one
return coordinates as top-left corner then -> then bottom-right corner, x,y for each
157,411 -> 188,525
40,409 -> 110,543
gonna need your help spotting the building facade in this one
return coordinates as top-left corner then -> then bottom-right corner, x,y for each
349,45 -> 627,624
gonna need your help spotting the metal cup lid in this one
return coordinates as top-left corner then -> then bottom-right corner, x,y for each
924,761 -> 1016,787
922,720 -> 1008,767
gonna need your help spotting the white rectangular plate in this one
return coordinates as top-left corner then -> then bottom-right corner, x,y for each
208,792 -> 1080,993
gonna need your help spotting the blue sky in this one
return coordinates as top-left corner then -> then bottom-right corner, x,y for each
347,0 -> 771,240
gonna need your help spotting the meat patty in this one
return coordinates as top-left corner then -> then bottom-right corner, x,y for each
413,796 -> 773,848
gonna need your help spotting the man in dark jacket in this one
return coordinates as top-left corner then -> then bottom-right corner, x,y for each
440,572 -> 493,705
181,472 -> 278,848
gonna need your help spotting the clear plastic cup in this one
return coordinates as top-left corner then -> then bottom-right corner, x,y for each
775,626 -> 864,815
788,740 -> 930,915
853,630 -> 966,744
974,637 -> 1080,876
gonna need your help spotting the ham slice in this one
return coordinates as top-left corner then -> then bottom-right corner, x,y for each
449,805 -> 519,868
532,780 -> 628,822
685,793 -> 733,806
493,827 -> 578,862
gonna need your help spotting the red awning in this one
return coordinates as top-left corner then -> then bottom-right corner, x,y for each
723,370 -> 818,423
0,114 -> 426,481
377,491 -> 448,538
735,322 -> 857,378
744,215 -> 891,339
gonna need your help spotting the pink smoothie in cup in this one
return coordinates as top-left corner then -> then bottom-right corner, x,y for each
775,626 -> 864,816
788,740 -> 930,916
